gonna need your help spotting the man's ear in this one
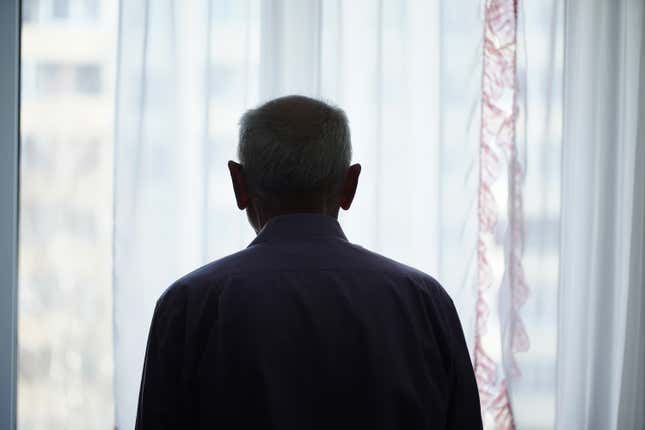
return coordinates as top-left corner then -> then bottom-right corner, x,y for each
228,160 -> 250,210
339,163 -> 361,211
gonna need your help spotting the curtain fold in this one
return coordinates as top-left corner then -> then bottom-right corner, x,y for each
617,11 -> 645,419
113,1 -> 215,428
557,0 -> 645,428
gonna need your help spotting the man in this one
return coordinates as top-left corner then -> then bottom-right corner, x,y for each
136,95 -> 482,429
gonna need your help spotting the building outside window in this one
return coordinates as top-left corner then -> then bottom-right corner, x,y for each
19,0 -> 116,427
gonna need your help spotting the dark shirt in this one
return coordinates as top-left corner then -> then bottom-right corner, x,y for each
136,213 -> 482,429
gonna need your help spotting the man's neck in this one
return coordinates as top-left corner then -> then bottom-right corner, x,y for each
248,204 -> 340,233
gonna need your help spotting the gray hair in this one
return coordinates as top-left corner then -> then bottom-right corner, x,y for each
238,95 -> 352,199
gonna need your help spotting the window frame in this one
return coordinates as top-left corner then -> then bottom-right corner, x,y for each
0,0 -> 20,429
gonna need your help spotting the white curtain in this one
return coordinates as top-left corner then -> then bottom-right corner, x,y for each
113,0 -> 644,429
556,0 -> 645,429
114,1 -> 218,427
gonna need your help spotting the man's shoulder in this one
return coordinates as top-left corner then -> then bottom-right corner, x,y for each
346,243 -> 451,300
156,241 -> 452,310
179,247 -> 260,283
156,246 -> 262,308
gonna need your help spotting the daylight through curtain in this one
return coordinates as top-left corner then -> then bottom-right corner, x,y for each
113,1 -> 565,428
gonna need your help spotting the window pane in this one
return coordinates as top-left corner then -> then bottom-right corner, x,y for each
35,63 -> 66,95
84,0 -> 100,21
76,64 -> 101,94
23,0 -> 40,23
52,0 -> 69,19
18,0 -> 117,428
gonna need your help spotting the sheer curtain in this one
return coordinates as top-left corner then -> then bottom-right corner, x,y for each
113,0 -> 643,429
557,0 -> 645,429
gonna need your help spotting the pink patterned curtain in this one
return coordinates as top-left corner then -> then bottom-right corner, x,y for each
474,0 -> 529,428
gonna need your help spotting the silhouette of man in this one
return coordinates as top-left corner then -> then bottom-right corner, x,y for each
136,95 -> 482,429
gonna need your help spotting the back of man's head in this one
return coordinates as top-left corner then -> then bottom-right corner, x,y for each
237,95 -> 352,212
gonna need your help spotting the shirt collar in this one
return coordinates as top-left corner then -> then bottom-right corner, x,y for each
248,213 -> 348,246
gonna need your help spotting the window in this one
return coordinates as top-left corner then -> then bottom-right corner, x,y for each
21,135 -> 51,170
18,0 -> 116,428
52,0 -> 70,20
23,0 -> 39,23
84,0 -> 99,21
76,64 -> 101,94
17,1 -> 561,428
32,62 -> 103,96
25,0 -> 102,25
35,63 -> 65,95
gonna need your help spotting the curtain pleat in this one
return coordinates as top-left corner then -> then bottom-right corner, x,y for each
113,1 -> 214,428
557,0 -> 645,428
